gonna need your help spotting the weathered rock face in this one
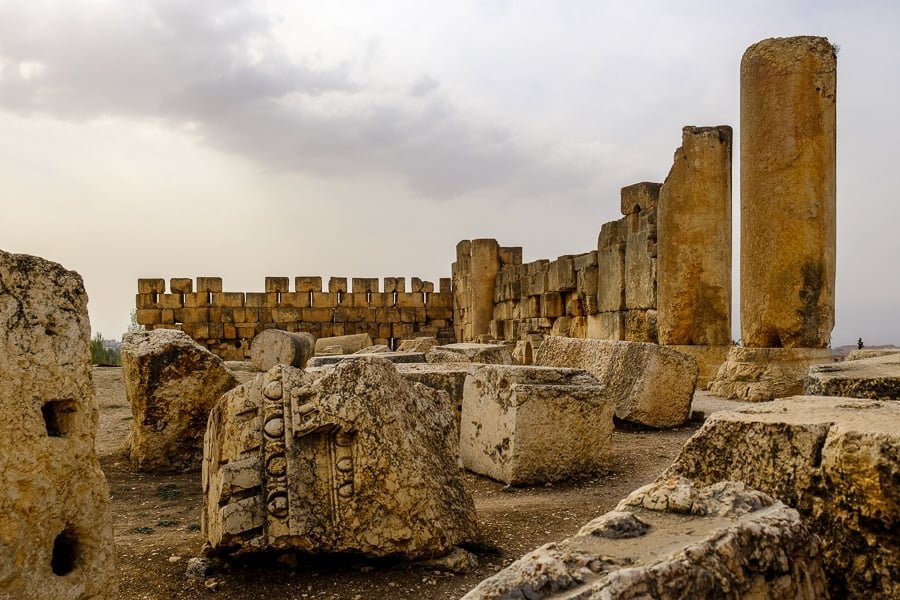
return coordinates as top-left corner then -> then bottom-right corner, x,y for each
426,343 -> 513,365
740,37 -> 837,348
122,329 -> 240,473
396,363 -> 471,426
805,353 -> 900,400
462,478 -> 827,599
0,250 -> 117,599
535,336 -> 697,428
657,126 -> 732,347
460,365 -> 613,485
709,346 -> 833,402
313,333 -> 372,355
203,357 -> 477,558
249,329 -> 315,371
665,396 -> 899,599
666,345 -> 731,389
396,336 -> 439,353
846,347 -> 900,361
306,352 -> 426,368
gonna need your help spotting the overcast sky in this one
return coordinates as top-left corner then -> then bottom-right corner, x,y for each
1,0 -> 897,346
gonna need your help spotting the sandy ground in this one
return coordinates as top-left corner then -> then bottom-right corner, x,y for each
94,366 -> 742,599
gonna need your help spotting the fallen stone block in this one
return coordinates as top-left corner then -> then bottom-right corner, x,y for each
846,347 -> 900,361
396,336 -> 439,353
203,357 -> 477,558
805,353 -> 900,400
249,329 -> 316,371
462,477 -> 826,599
122,329 -> 240,473
314,333 -> 372,355
354,344 -> 391,354
396,363 -> 471,426
709,346 -> 834,402
426,343 -> 513,365
0,250 -> 117,599
535,336 -> 697,428
306,352 -> 426,368
664,396 -> 899,599
460,365 -> 613,485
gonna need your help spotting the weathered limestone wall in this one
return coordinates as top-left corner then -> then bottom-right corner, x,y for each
452,239 -> 516,342
657,126 -> 732,346
136,275 -> 454,359
0,250 -> 117,599
740,36 -> 836,348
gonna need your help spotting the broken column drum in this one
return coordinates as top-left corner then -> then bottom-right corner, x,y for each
740,36 -> 836,348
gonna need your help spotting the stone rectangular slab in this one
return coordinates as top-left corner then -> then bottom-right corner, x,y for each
306,352 -> 426,368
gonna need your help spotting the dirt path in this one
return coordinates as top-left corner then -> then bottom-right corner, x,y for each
95,366 -> 702,599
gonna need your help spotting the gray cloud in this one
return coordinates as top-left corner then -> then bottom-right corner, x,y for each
0,0 -> 590,199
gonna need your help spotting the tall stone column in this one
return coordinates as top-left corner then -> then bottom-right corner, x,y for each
740,36 -> 836,349
469,239 -> 501,339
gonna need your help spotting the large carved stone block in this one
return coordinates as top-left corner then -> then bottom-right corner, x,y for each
805,353 -> 900,400
0,250 -> 116,599
122,329 -> 240,473
462,478 -> 827,599
203,357 -> 477,558
459,365 -> 613,485
535,336 -> 697,428
709,346 -> 833,402
665,396 -> 900,598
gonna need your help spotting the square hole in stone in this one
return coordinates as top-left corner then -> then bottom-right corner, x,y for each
42,400 -> 78,437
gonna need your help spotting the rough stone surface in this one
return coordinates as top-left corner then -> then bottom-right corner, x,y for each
657,126 -> 732,346
460,365 -> 613,485
203,357 -> 477,558
740,37 -> 837,348
249,329 -> 316,371
805,353 -> 900,400
122,329 -> 240,473
396,363 -> 471,426
667,345 -> 731,389
397,336 -> 439,353
313,333 -> 372,355
665,396 -> 899,599
426,343 -> 513,365
306,352 -> 426,368
0,250 -> 117,599
535,336 -> 698,428
354,344 -> 391,354
708,346 -> 833,402
462,478 -> 827,599
846,347 -> 900,361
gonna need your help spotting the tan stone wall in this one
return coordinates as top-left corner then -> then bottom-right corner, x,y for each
136,275 -> 454,359
740,36 -> 836,348
657,125 -> 733,346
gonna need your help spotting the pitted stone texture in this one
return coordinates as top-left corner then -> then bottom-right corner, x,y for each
846,347 -> 900,361
740,37 -> 836,348
535,336 -> 697,428
708,346 -> 833,402
396,336 -> 439,353
805,353 -> 900,400
203,357 -> 477,558
657,126 -> 732,347
460,365 -> 613,485
0,250 -> 116,599
396,363 -> 471,427
122,329 -> 240,473
666,345 -> 731,389
665,396 -> 899,599
306,352 -> 426,368
426,343 -> 513,365
462,478 -> 826,599
249,329 -> 316,371
313,333 -> 372,355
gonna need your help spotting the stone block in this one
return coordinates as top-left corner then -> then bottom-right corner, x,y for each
439,278 -> 452,294
136,308 -> 162,326
328,277 -> 348,294
804,353 -> 900,400
623,308 -> 657,343
183,292 -> 210,308
573,250 -> 598,271
463,478 -> 826,599
249,330 -> 315,371
426,343 -> 513,365
264,277 -> 289,293
278,292 -> 310,308
498,246 -> 523,266
314,333 -> 372,355
709,346 -> 834,402
396,292 -> 425,308
294,276 -> 322,293
245,292 -> 267,308
302,307 -> 334,323
351,277 -> 379,294
547,255 -> 576,292
665,396 -> 899,599
597,220 -> 626,312
624,209 -> 657,310
170,277 -> 193,294
158,293 -> 183,310
0,250 -> 117,599
311,292 -> 338,308
536,336 -> 697,428
138,277 -> 165,294
460,365 -> 613,484
211,292 -> 245,308
383,277 -> 405,293
135,293 -> 158,309
196,277 -> 223,293
665,345 -> 731,389
620,181 -> 662,215
588,311 -> 624,340
540,292 -> 565,318
203,359 -> 477,557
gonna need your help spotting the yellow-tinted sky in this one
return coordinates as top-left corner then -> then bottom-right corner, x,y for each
1,1 -> 897,346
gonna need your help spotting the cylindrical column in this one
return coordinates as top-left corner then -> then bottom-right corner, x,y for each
740,36 -> 836,348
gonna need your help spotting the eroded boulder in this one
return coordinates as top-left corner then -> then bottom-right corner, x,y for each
665,396 -> 899,598
460,365 -> 613,485
535,336 -> 697,428
122,329 -> 240,472
0,250 -> 117,599
203,356 -> 477,558
462,478 -> 826,599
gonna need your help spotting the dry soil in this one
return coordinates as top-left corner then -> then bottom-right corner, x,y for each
94,366 -> 707,599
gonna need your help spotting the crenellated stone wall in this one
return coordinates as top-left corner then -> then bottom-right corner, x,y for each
135,275 -> 454,360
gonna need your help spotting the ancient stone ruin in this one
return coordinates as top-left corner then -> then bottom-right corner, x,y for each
203,357 -> 477,558
0,250 -> 117,599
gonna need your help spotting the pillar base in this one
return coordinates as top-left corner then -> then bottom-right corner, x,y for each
666,345 -> 732,389
709,347 -> 834,402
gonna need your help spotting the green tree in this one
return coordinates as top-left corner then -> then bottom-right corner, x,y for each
90,332 -> 120,366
